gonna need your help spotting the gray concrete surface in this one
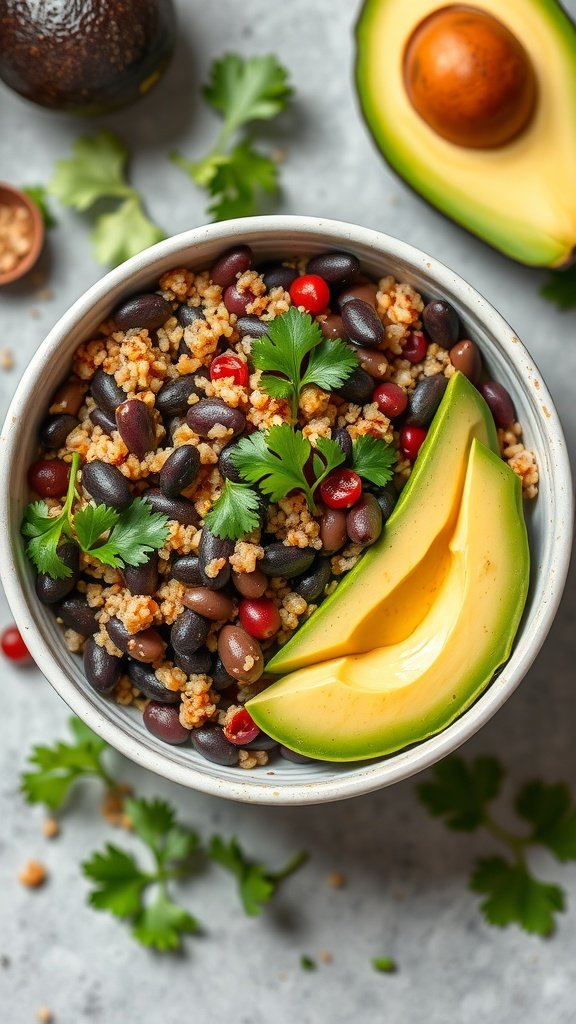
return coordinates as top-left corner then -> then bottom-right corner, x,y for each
1,1 -> 575,1021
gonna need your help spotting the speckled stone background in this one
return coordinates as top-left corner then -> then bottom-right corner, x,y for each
1,2 -> 575,1021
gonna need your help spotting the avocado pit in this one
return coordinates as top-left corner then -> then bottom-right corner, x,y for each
403,5 -> 537,148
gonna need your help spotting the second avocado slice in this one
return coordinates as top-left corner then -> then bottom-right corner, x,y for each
267,372 -> 497,676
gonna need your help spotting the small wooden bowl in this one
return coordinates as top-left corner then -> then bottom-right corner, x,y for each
0,183 -> 45,286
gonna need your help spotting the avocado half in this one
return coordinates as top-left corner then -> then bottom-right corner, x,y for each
355,0 -> 576,267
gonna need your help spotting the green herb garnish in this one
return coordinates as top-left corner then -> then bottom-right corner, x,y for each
48,131 -> 164,266
83,798 -> 201,952
22,455 -> 169,579
351,434 -> 396,487
22,185 -> 57,228
21,717 -> 115,811
251,307 -> 358,421
203,479 -> 261,541
540,265 -> 576,311
209,835 -> 308,917
372,957 -> 397,974
300,955 -> 317,971
417,755 -> 576,936
172,53 -> 292,221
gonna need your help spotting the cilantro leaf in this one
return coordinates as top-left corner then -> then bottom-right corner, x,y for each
74,504 -> 120,551
300,955 -> 317,971
22,453 -> 80,579
47,131 -> 163,266
232,424 -> 313,505
132,893 -> 199,951
301,338 -> 358,393
48,131 -> 132,210
540,265 -> 576,311
470,856 -> 565,936
22,185 -> 56,228
172,53 -> 292,222
372,957 -> 397,973
89,497 -> 169,568
311,435 -> 345,483
90,195 -> 165,267
417,755 -> 504,831
84,845 -> 149,918
515,781 -> 576,862
351,435 -> 396,487
125,797 -> 200,864
21,716 -> 113,810
203,480 -> 261,541
209,835 -> 307,917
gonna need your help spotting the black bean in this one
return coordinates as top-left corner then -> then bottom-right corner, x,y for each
142,487 -> 199,526
115,399 -> 157,459
243,731 -> 279,751
332,427 -> 353,461
82,460 -> 133,511
159,445 -> 200,498
449,339 -> 482,383
106,618 -> 165,663
293,558 -> 332,602
422,300 -> 459,348
176,304 -> 205,328
340,298 -> 384,348
171,609 -> 210,656
90,368 -> 127,416
83,638 -> 122,694
55,594 -> 98,636
218,442 -> 243,483
346,493 -> 383,547
320,313 -> 346,340
338,280 -> 379,308
183,587 -> 234,621
143,702 -> 190,745
259,543 -> 315,579
306,251 -> 360,286
174,647 -> 212,676
211,245 -> 253,288
231,568 -> 268,599
375,483 -> 397,523
49,378 -> 86,417
123,552 -> 159,596
223,284 -> 252,316
406,374 -> 449,427
210,654 -> 236,691
217,625 -> 264,683
198,529 -> 234,589
156,372 -> 209,418
335,367 -> 374,404
319,508 -> 347,553
191,725 -> 239,766
40,414 -> 78,449
235,315 -> 270,339
36,543 -> 79,604
186,398 -> 246,439
113,293 -> 172,332
261,263 -> 298,292
279,746 -> 315,764
90,407 -> 117,436
479,381 -> 516,428
127,661 -> 180,704
171,554 -> 203,584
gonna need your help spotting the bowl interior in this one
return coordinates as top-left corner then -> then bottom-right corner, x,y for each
0,218 -> 571,804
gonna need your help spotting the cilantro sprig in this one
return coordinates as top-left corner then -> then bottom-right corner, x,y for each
21,455 -> 169,579
251,307 -> 358,421
417,756 -> 576,936
540,265 -> 576,311
83,798 -> 201,952
203,479 -> 261,541
171,53 -> 292,221
22,185 -> 57,228
209,835 -> 308,916
48,131 -> 164,266
22,717 -> 115,811
351,435 -> 396,487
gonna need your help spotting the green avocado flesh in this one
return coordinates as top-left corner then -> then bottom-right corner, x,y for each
355,0 -> 576,267
266,372 -> 498,676
247,440 -> 529,761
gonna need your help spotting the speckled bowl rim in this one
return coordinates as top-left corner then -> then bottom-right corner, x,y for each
0,216 -> 572,805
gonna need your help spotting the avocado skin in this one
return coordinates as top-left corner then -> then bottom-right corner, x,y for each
0,0 -> 176,114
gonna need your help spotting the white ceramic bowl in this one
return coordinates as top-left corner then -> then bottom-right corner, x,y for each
0,216 -> 572,805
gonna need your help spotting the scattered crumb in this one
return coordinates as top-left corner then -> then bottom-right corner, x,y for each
0,348 -> 14,370
36,1009 -> 53,1023
18,860 -> 47,888
327,871 -> 346,889
319,950 -> 333,964
35,287 -> 53,302
101,783 -> 133,829
372,956 -> 397,974
42,817 -> 59,839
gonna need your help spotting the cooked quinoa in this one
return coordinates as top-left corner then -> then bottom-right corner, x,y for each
25,245 -> 538,769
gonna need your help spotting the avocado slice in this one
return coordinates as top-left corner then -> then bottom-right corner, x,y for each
355,0 -> 576,267
248,440 -> 529,761
267,372 -> 497,676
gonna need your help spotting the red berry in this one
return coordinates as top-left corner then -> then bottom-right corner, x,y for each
399,426 -> 428,461
239,598 -> 281,640
289,274 -> 331,314
319,469 -> 363,509
403,331 -> 427,363
210,353 -> 249,387
223,708 -> 260,746
1,625 -> 31,663
27,459 -> 70,498
372,383 -> 408,418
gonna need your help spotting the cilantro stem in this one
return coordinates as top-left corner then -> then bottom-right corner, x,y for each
482,814 -> 531,864
64,452 -> 81,534
268,849 -> 309,883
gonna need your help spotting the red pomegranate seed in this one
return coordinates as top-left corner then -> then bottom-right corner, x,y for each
289,274 -> 331,314
27,459 -> 70,498
210,353 -> 249,387
399,425 -> 428,461
403,331 -> 427,363
372,383 -> 408,418
1,625 -> 31,663
239,598 -> 281,640
223,708 -> 260,746
319,469 -> 363,509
